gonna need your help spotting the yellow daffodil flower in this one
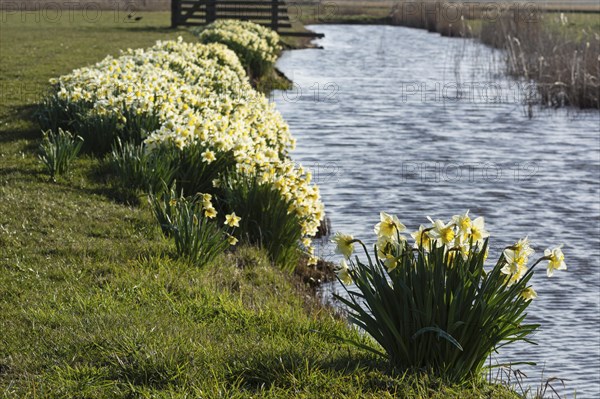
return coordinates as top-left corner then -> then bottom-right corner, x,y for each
201,193 -> 213,210
470,217 -> 489,243
332,232 -> 355,259
384,254 -> 399,272
374,212 -> 406,238
516,237 -> 535,255
452,210 -> 471,236
224,212 -> 241,227
520,287 -> 537,300
411,225 -> 431,251
501,238 -> 533,285
337,259 -> 352,285
204,206 -> 217,219
545,245 -> 566,277
376,234 -> 396,259
227,234 -> 238,246
201,149 -> 216,164
453,236 -> 470,261
429,218 -> 455,247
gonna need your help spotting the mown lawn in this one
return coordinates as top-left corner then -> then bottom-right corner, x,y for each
0,12 -> 521,398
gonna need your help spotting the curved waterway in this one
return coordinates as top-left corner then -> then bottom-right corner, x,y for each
273,25 -> 600,397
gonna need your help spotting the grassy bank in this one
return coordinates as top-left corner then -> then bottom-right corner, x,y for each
0,11 -> 524,398
292,1 -> 393,25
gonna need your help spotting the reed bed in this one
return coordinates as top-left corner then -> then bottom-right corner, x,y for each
480,10 -> 599,108
390,1 -> 478,37
390,1 -> 600,109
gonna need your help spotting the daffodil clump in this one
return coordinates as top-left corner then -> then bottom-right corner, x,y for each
194,19 -> 282,77
149,189 -> 240,267
44,38 -> 289,154
38,128 -> 83,181
41,31 -> 324,265
333,210 -> 567,382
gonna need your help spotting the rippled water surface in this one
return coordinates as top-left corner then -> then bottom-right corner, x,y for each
273,25 -> 600,397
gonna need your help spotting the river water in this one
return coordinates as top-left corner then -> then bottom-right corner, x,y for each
272,25 -> 600,397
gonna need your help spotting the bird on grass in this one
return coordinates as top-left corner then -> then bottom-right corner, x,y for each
127,13 -> 143,22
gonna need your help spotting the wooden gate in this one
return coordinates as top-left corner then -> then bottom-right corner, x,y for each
171,0 -> 323,37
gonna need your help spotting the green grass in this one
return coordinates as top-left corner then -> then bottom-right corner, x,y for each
1,11 -> 522,397
294,1 -> 393,25
463,11 -> 600,40
542,12 -> 600,41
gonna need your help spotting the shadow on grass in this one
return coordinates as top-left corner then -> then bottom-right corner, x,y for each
225,349 -> 391,392
0,166 -> 43,180
70,178 -> 144,207
0,127 -> 39,145
95,186 -> 143,206
22,163 -> 145,208
84,161 -> 145,206
114,26 -> 179,34
0,105 -> 41,144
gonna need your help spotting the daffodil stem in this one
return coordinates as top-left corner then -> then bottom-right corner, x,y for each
529,256 -> 550,271
347,239 -> 374,266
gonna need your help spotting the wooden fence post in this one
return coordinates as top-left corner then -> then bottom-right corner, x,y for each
271,0 -> 279,31
207,0 -> 216,23
171,0 -> 180,27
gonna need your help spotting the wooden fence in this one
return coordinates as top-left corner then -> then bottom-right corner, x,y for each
171,0 -> 323,37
